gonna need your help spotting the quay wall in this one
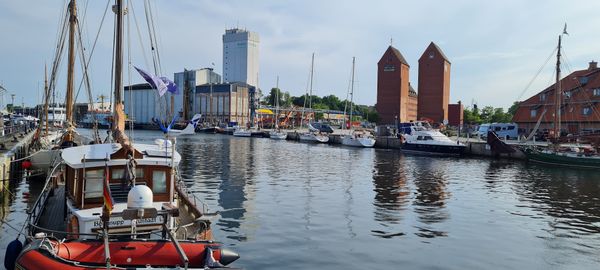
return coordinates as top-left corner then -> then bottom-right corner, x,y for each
286,132 -> 525,159
0,132 -> 33,192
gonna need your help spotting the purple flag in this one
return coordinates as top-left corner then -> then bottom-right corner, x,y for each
134,66 -> 168,96
160,77 -> 179,95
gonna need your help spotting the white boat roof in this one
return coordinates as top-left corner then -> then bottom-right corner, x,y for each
61,142 -> 181,169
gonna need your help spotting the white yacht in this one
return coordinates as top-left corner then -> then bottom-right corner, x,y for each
398,121 -> 465,155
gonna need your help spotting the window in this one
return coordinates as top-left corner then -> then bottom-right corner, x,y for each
85,169 -> 105,199
136,168 -> 144,178
564,91 -> 572,99
112,169 -> 124,179
530,109 -> 537,118
507,126 -> 515,130
540,93 -> 547,101
594,88 -> 600,96
152,171 -> 167,193
583,107 -> 592,116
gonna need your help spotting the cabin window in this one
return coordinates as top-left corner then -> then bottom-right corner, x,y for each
530,109 -> 537,118
582,107 -> 592,116
84,169 -> 105,199
111,169 -> 124,179
152,171 -> 167,193
507,126 -> 515,130
539,93 -> 546,101
594,88 -> 600,96
136,168 -> 145,178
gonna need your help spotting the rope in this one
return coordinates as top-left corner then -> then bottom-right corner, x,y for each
515,47 -> 558,102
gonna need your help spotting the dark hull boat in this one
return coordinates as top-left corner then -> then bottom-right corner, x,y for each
402,142 -> 466,156
522,147 -> 600,169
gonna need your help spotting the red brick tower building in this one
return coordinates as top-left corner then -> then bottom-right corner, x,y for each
418,42 -> 451,124
376,46 -> 413,124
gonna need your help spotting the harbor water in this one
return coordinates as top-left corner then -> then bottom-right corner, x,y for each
2,129 -> 600,269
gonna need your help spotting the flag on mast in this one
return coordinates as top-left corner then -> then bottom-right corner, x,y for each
103,163 -> 115,215
134,66 -> 178,96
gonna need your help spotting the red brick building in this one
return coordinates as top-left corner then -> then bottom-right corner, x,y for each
513,61 -> 600,135
417,42 -> 451,123
448,102 -> 464,126
376,46 -> 415,124
408,83 -> 418,121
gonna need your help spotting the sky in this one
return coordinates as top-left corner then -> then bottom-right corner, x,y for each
1,0 -> 600,110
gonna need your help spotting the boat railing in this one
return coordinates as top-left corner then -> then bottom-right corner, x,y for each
26,161 -> 63,230
175,168 -> 210,215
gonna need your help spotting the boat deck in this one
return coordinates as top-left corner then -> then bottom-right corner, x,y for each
36,185 -> 67,238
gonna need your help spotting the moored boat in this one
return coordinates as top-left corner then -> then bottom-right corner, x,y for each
5,1 -> 241,269
398,121 -> 465,155
519,27 -> 600,169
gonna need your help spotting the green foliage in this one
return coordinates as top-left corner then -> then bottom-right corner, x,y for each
463,103 -> 517,124
260,87 -> 379,123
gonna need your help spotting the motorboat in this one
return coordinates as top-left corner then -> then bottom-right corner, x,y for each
398,121 -> 465,155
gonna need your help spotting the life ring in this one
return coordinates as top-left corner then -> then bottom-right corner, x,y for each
66,215 -> 79,239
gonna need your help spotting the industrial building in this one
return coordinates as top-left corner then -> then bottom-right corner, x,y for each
174,68 -> 221,120
195,82 -> 255,126
418,42 -> 451,123
223,28 -> 260,87
123,83 -> 175,127
376,45 -> 416,124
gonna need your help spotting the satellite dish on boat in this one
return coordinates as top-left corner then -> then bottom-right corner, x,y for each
127,185 -> 154,209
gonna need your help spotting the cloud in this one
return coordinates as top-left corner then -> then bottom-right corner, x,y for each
2,0 -> 600,111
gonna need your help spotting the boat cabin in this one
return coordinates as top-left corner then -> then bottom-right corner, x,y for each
60,141 -> 180,235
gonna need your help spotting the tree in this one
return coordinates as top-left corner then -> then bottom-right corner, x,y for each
507,101 -> 520,117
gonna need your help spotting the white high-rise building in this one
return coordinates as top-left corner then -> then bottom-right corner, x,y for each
222,28 -> 259,87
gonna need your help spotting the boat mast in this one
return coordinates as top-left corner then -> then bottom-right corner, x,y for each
275,75 -> 279,129
308,53 -> 314,124
554,35 -> 562,141
349,57 -> 355,133
111,0 -> 131,148
64,0 -> 77,142
44,64 -> 49,136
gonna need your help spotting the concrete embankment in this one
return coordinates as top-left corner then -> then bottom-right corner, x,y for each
285,130 -> 526,159
0,132 -> 34,192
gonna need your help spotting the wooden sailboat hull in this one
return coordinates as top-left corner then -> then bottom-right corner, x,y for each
523,148 -> 600,169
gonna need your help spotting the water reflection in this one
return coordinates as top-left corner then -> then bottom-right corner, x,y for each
177,135 -> 254,241
515,165 -> 600,234
371,150 -> 410,238
411,157 -> 450,238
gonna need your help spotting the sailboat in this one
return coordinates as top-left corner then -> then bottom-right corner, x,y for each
165,113 -> 202,136
269,76 -> 287,140
340,57 -> 376,148
9,1 -> 239,269
299,53 -> 329,143
521,28 -> 600,169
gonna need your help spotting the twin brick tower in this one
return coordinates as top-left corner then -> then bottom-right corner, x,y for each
376,42 -> 455,125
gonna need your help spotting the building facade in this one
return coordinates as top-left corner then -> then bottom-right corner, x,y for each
222,28 -> 259,87
408,83 -> 418,121
124,83 -> 180,126
174,68 -> 221,120
418,42 -> 451,124
376,45 -> 415,124
513,61 -> 600,135
448,102 -> 464,127
195,82 -> 254,125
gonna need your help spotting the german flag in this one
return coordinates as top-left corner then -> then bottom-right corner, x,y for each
103,164 -> 115,215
